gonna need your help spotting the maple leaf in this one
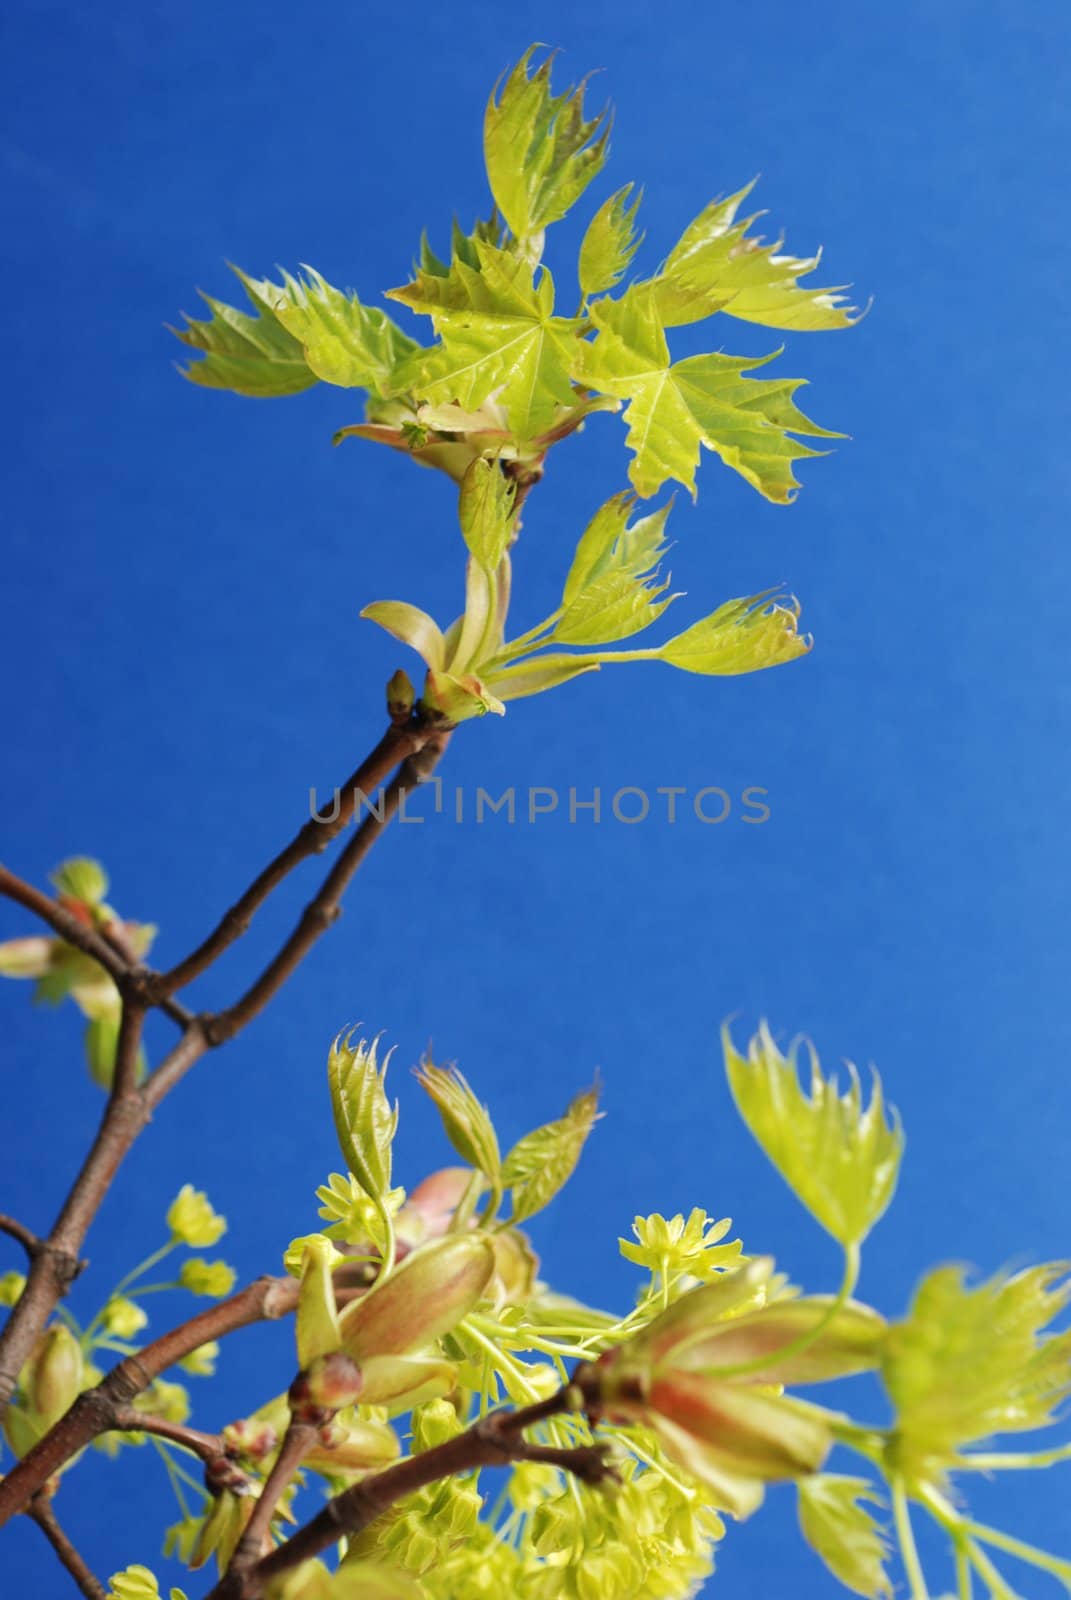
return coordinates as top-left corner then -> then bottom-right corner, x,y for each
388,240 -> 582,441
578,288 -> 839,501
648,181 -> 863,332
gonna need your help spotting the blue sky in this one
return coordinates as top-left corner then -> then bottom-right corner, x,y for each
2,1 -> 1070,1594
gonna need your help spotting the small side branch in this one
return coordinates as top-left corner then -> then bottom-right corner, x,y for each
156,719 -> 439,998
0,1275 -> 299,1524
27,1492 -> 107,1600
0,1213 -> 41,1258
223,1389 -> 611,1600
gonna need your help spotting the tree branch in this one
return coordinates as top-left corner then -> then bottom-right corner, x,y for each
0,715 -> 451,1426
202,730 -> 451,1047
0,1275 -> 300,1524
226,1416 -> 317,1574
0,1214 -> 40,1258
155,718 -> 438,998
0,864 -> 191,1029
218,1390 -> 612,1600
26,1492 -> 107,1600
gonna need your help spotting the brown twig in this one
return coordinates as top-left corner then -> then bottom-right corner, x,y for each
226,1416 -> 317,1574
203,731 -> 451,1047
0,1213 -> 40,1258
155,720 -> 438,998
0,1274 -> 300,1524
110,1405 -> 228,1462
26,1492 -> 107,1600
0,717 -> 450,1426
217,1390 -> 612,1600
0,864 -> 191,1029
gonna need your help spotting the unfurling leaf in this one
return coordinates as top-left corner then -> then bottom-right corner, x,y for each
882,1263 -> 1071,1478
723,1022 -> 903,1247
172,268 -> 317,398
659,592 -> 810,677
797,1476 -> 892,1599
415,1060 -> 502,1183
555,493 -> 676,645
484,47 -> 609,242
327,1031 -> 398,1207
360,602 -> 446,671
503,1085 -> 600,1222
649,180 -> 862,332
458,457 -> 516,572
578,288 -> 838,501
579,183 -> 644,297
260,268 -> 419,395
388,241 -> 581,441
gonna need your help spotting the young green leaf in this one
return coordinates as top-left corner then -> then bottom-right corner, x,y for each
882,1263 -> 1071,1478
503,1085 -> 600,1223
723,1021 -> 904,1247
388,241 -> 581,441
415,1060 -> 502,1183
172,268 -> 317,398
327,1030 -> 398,1207
649,181 -> 862,332
659,592 -> 810,676
578,183 -> 644,297
360,602 -> 446,671
578,288 -> 838,501
262,267 -> 419,395
554,494 -> 676,646
458,458 -> 516,572
50,857 -> 109,905
797,1476 -> 892,1599
484,47 -> 609,243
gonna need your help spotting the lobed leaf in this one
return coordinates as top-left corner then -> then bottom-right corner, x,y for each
659,592 -> 810,676
555,494 -> 676,646
882,1263 -> 1071,1477
797,1475 -> 892,1599
484,46 -> 609,242
578,289 -> 838,501
389,241 -> 582,442
723,1021 -> 904,1247
172,268 -> 317,398
263,267 -> 419,394
579,183 -> 644,297
650,181 -> 862,331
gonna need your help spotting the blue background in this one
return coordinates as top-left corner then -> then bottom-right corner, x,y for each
2,2 -> 1070,1594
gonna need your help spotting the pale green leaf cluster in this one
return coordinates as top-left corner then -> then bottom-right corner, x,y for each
882,1263 -> 1071,1480
175,44 -> 853,514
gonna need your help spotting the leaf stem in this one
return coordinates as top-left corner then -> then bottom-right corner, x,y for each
891,1479 -> 931,1600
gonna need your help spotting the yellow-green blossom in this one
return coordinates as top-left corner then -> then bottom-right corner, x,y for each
620,1209 -> 743,1280
0,1270 -> 26,1307
102,1296 -> 149,1338
178,1341 -> 220,1377
179,1257 -> 236,1298
167,1185 -> 227,1247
